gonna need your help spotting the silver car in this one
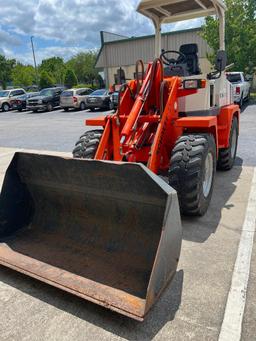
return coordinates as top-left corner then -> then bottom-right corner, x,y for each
0,88 -> 26,112
60,88 -> 93,111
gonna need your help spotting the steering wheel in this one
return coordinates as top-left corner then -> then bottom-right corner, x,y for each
160,50 -> 186,66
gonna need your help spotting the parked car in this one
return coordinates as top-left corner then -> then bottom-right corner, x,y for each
86,89 -> 111,111
226,72 -> 251,107
10,92 -> 40,112
110,91 -> 119,110
27,87 -> 64,112
0,88 -> 26,112
60,88 -> 93,111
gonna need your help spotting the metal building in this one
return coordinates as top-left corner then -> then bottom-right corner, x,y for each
96,28 -> 212,87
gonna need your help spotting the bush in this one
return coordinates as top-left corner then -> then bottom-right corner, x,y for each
64,69 -> 78,89
39,71 -> 54,89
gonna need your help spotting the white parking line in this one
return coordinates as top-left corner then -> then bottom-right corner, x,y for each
219,168 -> 256,341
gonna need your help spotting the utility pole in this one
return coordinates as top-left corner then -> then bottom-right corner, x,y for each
30,36 -> 39,88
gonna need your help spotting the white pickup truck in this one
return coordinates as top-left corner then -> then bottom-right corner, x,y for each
226,72 -> 251,107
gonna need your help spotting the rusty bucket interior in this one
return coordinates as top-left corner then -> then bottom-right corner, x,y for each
0,153 -> 182,321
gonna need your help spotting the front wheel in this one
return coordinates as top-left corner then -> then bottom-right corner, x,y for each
169,134 -> 216,216
73,130 -> 103,159
217,117 -> 238,171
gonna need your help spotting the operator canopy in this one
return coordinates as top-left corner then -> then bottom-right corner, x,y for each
137,0 -> 226,23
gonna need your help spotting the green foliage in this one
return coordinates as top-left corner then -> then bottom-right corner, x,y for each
40,57 -> 66,84
39,71 -> 55,89
12,63 -> 35,87
201,0 -> 256,72
64,69 -> 78,88
66,51 -> 98,86
73,83 -> 98,90
0,55 -> 16,89
1,50 -> 100,89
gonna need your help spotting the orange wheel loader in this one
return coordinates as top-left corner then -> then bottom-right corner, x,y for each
0,0 -> 239,321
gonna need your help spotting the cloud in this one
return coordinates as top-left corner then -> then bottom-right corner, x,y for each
13,46 -> 97,64
0,28 -> 21,46
0,0 -> 202,64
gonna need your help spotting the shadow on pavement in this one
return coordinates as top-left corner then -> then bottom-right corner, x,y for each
0,267 -> 183,340
182,163 -> 243,243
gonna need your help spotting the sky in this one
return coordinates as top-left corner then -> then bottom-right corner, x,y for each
0,0 -> 202,65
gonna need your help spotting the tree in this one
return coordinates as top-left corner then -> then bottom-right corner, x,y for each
39,71 -> 54,89
40,57 -> 66,84
0,55 -> 16,89
64,69 -> 78,88
201,0 -> 256,72
66,51 -> 99,86
12,63 -> 35,87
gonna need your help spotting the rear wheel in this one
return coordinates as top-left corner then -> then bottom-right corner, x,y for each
90,108 -> 95,112
169,134 -> 216,216
2,103 -> 10,112
64,108 -> 69,112
47,103 -> 53,112
80,102 -> 86,111
217,117 -> 238,171
239,94 -> 244,108
73,130 -> 103,159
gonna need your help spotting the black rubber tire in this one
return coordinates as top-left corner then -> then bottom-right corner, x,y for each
239,94 -> 243,108
2,103 -> 10,112
32,109 -> 38,113
64,108 -> 69,112
217,117 -> 238,171
47,103 -> 53,112
90,108 -> 95,112
73,130 -> 103,159
169,134 -> 216,216
80,102 -> 86,111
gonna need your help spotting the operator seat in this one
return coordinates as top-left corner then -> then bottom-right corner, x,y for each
179,44 -> 201,75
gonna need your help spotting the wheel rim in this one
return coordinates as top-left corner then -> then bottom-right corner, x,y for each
203,152 -> 214,198
3,104 -> 9,111
81,103 -> 85,110
231,128 -> 237,159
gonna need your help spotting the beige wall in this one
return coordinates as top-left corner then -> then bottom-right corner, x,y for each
106,58 -> 212,86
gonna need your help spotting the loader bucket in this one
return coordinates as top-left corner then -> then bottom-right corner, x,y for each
0,152 -> 182,321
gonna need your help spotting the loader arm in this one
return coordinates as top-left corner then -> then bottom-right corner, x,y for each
87,58 -> 197,174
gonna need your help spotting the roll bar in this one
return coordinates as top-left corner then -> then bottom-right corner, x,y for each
137,0 -> 226,57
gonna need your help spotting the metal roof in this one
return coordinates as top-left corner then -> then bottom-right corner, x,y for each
137,0 -> 226,23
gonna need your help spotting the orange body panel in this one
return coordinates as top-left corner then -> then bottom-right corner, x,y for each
86,59 -> 240,175
217,105 -> 240,148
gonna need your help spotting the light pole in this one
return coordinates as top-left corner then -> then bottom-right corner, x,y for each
30,36 -> 39,88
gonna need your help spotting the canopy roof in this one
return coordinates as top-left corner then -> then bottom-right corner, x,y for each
137,0 -> 226,24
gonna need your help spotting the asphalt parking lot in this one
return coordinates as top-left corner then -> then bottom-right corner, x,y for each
0,102 -> 256,341
0,107 -> 108,153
